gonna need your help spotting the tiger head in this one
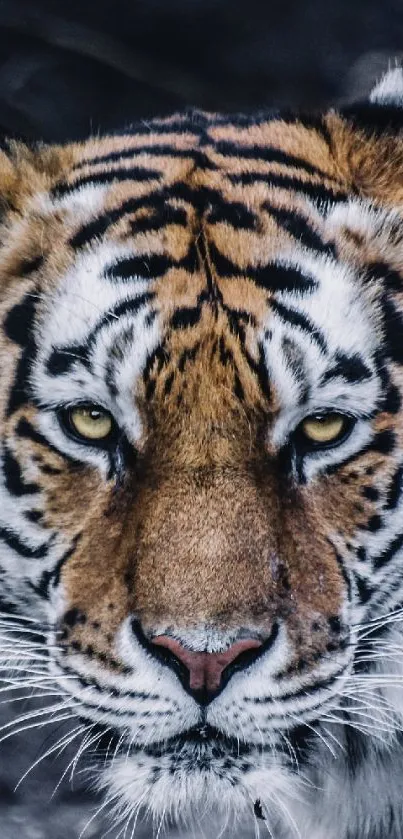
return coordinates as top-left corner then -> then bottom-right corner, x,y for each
1,69 -> 403,837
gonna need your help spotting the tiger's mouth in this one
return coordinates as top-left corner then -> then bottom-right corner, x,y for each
91,721 -> 259,763
139,724 -> 255,759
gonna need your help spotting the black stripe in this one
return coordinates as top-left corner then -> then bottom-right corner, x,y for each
327,430 -> 396,475
197,234 -> 221,307
131,204 -> 188,234
271,299 -> 327,353
386,465 -> 403,511
145,377 -> 156,400
229,171 -> 348,204
170,306 -> 202,330
4,292 -> 37,347
19,255 -> 44,277
335,548 -> 352,599
362,486 -> 379,502
48,292 -> 156,376
203,241 -> 243,279
374,531 -> 403,570
55,656 -> 164,702
6,345 -> 34,417
218,336 -> 233,366
214,140 -> 340,181
365,261 -> 403,292
320,353 -> 372,385
254,262 -> 318,295
143,345 -> 171,382
163,371 -> 175,395
286,113 -> 333,147
36,462 -> 62,476
25,510 -> 43,523
70,214 -> 120,249
2,446 -> 39,496
370,429 -> 396,455
207,241 -> 318,294
161,182 -> 222,211
207,202 -> 258,230
0,526 -> 50,559
70,184 -> 224,251
382,382 -> 402,414
382,296 -> 403,364
354,574 -> 373,604
4,293 -> 38,417
144,310 -> 157,328
244,341 -> 271,402
177,344 -> 200,372
223,305 -> 257,338
35,534 -> 81,600
46,344 -> 89,376
262,202 -> 331,253
15,418 -> 81,467
74,145 -> 210,170
86,292 -> 156,348
70,193 -> 186,248
69,185 -> 222,250
245,667 -> 346,705
51,167 -> 161,199
199,110 -> 332,146
105,252 -> 194,282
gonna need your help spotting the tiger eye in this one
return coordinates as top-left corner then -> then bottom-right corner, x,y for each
301,414 -> 345,445
69,406 -> 113,441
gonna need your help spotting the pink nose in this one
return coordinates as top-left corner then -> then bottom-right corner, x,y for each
152,635 -> 263,695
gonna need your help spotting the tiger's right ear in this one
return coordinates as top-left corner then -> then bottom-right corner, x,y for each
369,66 -> 403,108
340,66 -> 403,134
327,67 -> 403,206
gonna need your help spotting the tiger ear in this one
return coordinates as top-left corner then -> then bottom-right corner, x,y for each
369,66 -> 403,107
340,66 -> 403,133
330,67 -> 403,205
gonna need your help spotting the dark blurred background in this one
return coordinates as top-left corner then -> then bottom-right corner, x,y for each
0,0 -> 402,836
0,0 -> 402,143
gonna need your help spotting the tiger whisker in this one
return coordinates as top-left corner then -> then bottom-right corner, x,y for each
353,605 -> 403,630
0,713 -> 78,747
0,690 -> 66,706
0,611 -> 46,625
0,699 -> 78,737
15,721 -> 88,791
51,723 -> 103,799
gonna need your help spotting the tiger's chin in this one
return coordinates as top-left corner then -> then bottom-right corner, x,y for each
96,727 -> 300,835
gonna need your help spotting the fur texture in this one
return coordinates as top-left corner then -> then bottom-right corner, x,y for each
2,70 -> 403,838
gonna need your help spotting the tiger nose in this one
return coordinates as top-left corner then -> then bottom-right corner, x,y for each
151,635 -> 264,703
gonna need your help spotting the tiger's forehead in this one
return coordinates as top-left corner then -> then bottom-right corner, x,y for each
27,112 -> 383,441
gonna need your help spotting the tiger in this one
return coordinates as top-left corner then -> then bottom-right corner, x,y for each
2,65 -> 403,839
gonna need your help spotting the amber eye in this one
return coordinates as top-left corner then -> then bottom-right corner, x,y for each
65,405 -> 114,443
300,413 -> 348,446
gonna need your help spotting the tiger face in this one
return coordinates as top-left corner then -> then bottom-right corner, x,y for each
2,69 -> 403,839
